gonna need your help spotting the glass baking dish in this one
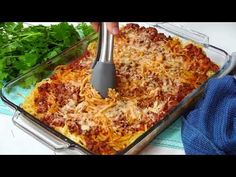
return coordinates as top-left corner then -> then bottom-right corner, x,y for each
1,22 -> 236,155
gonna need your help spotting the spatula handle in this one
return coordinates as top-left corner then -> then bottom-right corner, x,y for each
99,22 -> 114,63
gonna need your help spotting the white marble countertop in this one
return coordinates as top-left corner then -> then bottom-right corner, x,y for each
0,22 -> 236,155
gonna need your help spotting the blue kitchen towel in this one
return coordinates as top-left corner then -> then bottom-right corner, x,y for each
182,75 -> 236,155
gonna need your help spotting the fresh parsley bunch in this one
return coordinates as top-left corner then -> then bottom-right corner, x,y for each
0,22 -> 94,88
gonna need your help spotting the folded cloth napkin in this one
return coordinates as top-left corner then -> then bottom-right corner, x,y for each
181,75 -> 236,155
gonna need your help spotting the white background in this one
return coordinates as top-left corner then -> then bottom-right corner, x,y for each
0,22 -> 236,155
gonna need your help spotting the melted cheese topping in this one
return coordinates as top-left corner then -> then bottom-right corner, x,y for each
21,23 -> 219,155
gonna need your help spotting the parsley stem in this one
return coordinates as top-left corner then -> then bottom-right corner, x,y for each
48,41 -> 64,47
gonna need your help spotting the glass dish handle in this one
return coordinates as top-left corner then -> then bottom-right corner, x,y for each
218,52 -> 236,77
229,52 -> 236,76
12,110 -> 70,151
154,23 -> 209,45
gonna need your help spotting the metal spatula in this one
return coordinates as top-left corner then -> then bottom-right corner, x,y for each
91,22 -> 116,98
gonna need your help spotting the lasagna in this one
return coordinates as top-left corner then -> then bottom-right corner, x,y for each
21,23 -> 219,155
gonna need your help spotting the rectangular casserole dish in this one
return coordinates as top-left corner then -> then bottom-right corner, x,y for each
1,22 -> 236,155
